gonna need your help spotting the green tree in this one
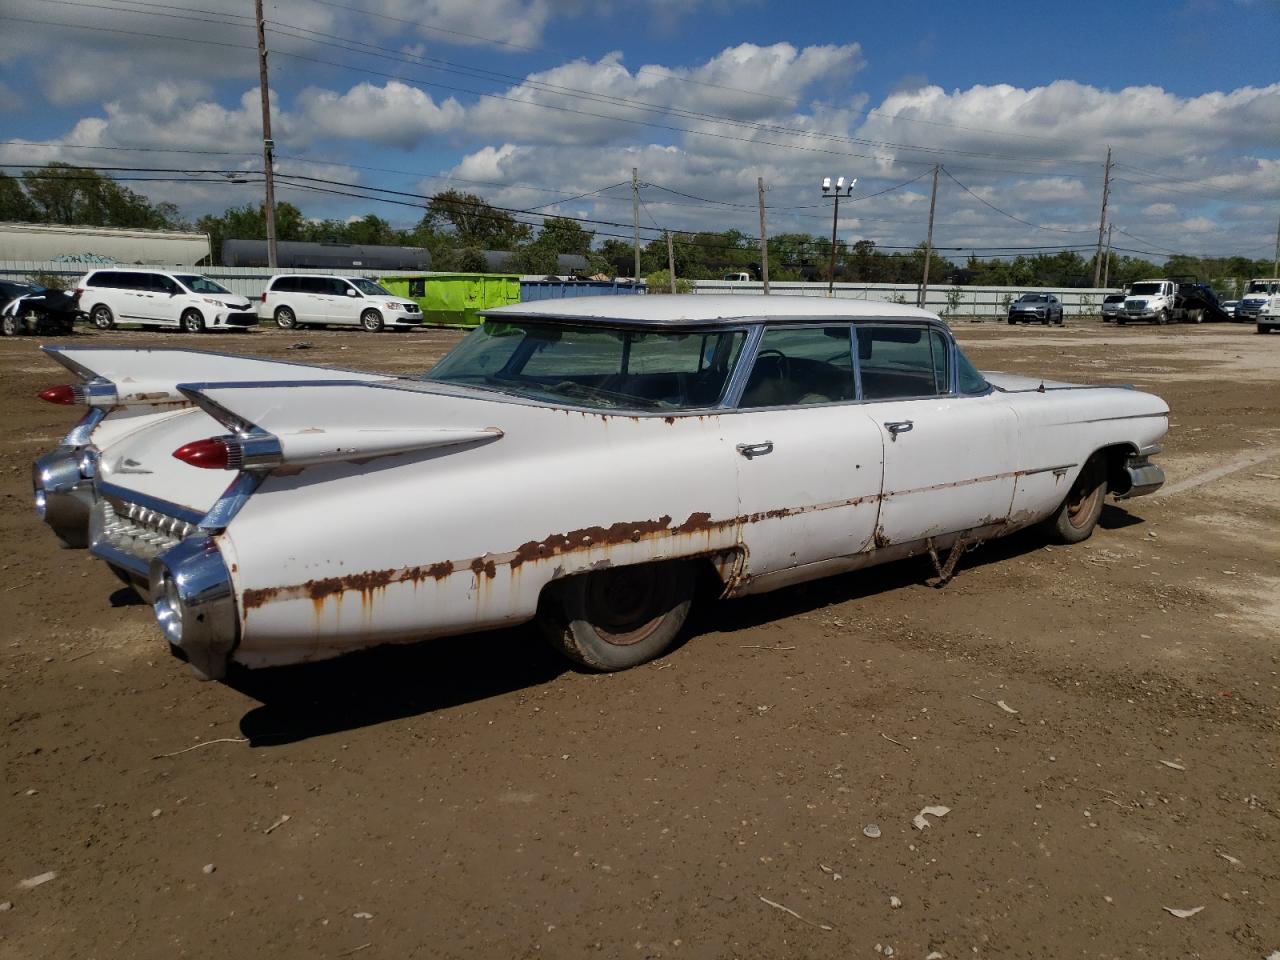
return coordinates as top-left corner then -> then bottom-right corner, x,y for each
0,173 -> 38,221
421,189 -> 530,250
19,163 -> 181,229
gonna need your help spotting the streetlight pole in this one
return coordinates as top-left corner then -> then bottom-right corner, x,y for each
821,177 -> 855,297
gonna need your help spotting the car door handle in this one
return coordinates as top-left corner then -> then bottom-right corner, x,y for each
736,441 -> 774,459
884,420 -> 914,440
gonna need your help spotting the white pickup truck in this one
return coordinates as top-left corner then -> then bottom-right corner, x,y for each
1237,278 -> 1279,333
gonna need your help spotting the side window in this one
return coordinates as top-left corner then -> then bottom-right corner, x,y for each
331,279 -> 355,296
739,326 -> 854,409
112,273 -> 141,290
154,274 -> 178,294
272,277 -> 296,293
857,325 -> 948,400
956,346 -> 989,395
298,277 -> 327,295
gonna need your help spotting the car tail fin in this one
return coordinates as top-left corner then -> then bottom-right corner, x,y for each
175,380 -> 503,470
42,345 -> 388,407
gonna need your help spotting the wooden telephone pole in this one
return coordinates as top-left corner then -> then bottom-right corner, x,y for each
254,0 -> 278,270
1092,147 -> 1113,289
919,164 -> 940,309
757,176 -> 770,294
631,168 -> 641,282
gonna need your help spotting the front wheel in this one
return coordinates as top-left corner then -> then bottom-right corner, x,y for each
90,304 -> 115,330
1157,310 -> 1169,326
360,309 -> 384,332
180,308 -> 205,333
1044,456 -> 1106,544
538,561 -> 695,671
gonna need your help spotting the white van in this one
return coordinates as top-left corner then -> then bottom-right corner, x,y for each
75,268 -> 257,333
259,275 -> 423,331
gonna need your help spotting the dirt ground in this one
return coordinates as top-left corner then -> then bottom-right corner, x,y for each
0,317 -> 1276,960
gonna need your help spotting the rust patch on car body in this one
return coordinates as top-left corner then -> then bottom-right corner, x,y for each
240,493 -> 898,613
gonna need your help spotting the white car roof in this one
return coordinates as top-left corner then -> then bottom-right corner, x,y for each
484,294 -> 940,328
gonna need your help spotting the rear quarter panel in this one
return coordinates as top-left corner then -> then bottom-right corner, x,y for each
221,399 -> 739,667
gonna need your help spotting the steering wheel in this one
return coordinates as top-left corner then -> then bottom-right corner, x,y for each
753,348 -> 791,383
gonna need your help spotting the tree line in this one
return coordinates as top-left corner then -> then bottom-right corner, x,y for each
2,163 -> 1274,293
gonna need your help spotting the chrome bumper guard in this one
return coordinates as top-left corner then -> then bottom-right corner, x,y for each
149,536 -> 239,681
33,447 -> 96,548
1114,452 -> 1165,500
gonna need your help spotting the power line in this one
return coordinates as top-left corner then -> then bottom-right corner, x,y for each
5,10 -> 1108,180
942,167 -> 1096,234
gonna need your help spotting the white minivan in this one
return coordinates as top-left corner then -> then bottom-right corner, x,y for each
259,275 -> 423,331
75,268 -> 258,333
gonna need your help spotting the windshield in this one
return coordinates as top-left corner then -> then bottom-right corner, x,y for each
1245,281 -> 1277,294
1104,295 -> 1125,303
175,275 -> 232,295
1016,294 -> 1047,302
425,320 -> 747,411
1128,283 -> 1162,296
351,278 -> 391,296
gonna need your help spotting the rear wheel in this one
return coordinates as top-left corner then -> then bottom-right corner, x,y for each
180,308 -> 205,333
360,309 -> 384,332
538,561 -> 695,671
275,306 -> 298,330
1045,455 -> 1107,544
90,304 -> 115,330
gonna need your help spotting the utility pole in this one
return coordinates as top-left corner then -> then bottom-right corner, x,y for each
757,176 -> 770,294
1272,211 -> 1279,280
1103,223 -> 1114,288
665,231 -> 676,293
919,164 -> 940,309
631,167 -> 640,282
1092,146 -> 1113,289
827,191 -> 840,297
254,0 -> 278,270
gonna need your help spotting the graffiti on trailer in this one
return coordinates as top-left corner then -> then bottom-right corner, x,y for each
52,253 -> 119,264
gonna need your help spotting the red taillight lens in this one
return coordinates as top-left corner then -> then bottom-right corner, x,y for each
38,384 -> 78,405
173,438 -> 232,470
260,292 -> 266,302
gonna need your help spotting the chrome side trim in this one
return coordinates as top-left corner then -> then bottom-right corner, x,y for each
200,471 -> 265,533
64,407 -> 107,447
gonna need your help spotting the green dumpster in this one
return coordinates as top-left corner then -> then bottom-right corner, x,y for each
379,273 -> 520,328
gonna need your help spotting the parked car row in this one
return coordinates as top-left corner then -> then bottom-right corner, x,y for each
0,268 -> 426,336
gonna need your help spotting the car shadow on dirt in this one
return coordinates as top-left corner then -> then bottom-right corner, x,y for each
229,625 -> 567,747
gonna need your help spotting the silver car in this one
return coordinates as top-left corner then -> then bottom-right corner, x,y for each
1101,294 -> 1126,323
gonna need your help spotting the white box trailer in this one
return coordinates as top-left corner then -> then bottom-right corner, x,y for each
0,222 -> 211,266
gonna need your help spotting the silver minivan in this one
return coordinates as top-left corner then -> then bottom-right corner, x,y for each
259,275 -> 423,331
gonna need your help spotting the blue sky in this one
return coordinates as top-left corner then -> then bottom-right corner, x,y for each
0,0 -> 1277,261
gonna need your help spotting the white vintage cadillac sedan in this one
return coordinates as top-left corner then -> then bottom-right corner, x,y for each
32,296 -> 1167,679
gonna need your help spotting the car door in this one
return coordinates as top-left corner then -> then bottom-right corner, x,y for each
859,323 -> 1019,546
112,272 -> 154,320
330,278 -> 362,324
731,324 -> 885,579
146,273 -> 183,323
